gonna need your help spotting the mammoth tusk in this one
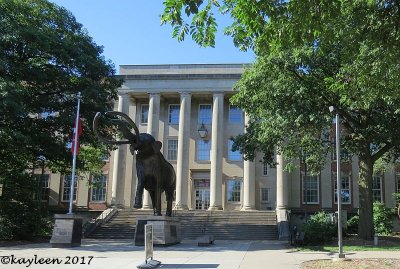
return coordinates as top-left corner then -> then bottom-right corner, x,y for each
93,112 -> 130,145
105,111 -> 141,144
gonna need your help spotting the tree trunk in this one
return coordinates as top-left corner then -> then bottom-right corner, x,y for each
358,154 -> 374,240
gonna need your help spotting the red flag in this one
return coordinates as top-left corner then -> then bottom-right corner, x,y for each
71,118 -> 83,155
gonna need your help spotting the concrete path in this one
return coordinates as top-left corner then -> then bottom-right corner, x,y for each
0,239 -> 399,269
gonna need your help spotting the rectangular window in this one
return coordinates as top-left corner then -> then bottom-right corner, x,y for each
263,163 -> 268,176
167,139 -> 178,161
141,104 -> 149,124
260,188 -> 269,202
197,140 -> 211,161
302,175 -> 319,204
91,175 -> 107,202
229,105 -> 242,123
62,175 -> 78,201
373,175 -> 383,202
168,104 -> 180,124
227,179 -> 241,202
34,174 -> 50,200
228,140 -> 242,161
334,174 -> 351,204
198,104 -> 212,124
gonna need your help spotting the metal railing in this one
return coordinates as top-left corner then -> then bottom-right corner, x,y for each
82,207 -> 118,237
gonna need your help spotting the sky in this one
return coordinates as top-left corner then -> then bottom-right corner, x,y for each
51,0 -> 255,74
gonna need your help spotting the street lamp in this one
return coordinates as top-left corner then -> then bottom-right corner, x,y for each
329,106 -> 345,259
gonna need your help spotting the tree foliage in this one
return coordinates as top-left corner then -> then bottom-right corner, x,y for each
0,0 -> 120,171
162,0 -> 400,240
0,0 -> 121,239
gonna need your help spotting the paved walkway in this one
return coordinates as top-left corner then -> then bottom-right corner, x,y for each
0,239 -> 399,269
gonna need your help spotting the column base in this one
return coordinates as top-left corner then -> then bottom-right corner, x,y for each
276,208 -> 290,241
208,205 -> 223,211
141,205 -> 152,210
241,205 -> 256,211
174,204 -> 188,210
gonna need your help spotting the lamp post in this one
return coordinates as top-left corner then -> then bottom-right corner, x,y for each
329,106 -> 345,259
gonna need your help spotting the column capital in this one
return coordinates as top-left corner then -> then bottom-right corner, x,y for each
117,92 -> 130,98
213,92 -> 224,98
179,92 -> 191,97
148,92 -> 160,97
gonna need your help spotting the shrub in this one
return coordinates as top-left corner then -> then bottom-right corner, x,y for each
373,201 -> 393,235
346,215 -> 359,235
302,211 -> 336,245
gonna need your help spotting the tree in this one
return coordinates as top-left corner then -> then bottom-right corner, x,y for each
0,0 -> 121,238
162,0 -> 400,239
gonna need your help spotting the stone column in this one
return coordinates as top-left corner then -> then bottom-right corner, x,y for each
142,93 -> 160,209
209,93 -> 224,210
175,92 -> 191,210
276,153 -> 290,240
110,94 -> 128,205
123,96 -> 137,208
241,114 -> 256,210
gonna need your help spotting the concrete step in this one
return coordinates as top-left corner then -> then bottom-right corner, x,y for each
86,209 -> 278,240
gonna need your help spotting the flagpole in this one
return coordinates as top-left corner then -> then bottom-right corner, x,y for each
68,92 -> 81,215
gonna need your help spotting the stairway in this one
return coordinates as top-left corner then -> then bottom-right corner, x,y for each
87,209 -> 278,240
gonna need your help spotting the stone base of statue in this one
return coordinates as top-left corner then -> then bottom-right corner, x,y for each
50,214 -> 82,248
134,216 -> 181,246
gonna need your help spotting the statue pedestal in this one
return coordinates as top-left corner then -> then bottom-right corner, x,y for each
134,216 -> 181,246
50,214 -> 82,248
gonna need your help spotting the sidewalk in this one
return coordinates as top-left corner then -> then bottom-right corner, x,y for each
0,239 -> 399,269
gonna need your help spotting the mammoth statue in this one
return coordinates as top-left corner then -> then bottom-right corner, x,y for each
93,111 -> 176,216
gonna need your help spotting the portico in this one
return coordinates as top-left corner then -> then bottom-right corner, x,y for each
108,64 -> 279,212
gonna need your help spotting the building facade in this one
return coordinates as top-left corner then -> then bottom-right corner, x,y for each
40,64 -> 400,225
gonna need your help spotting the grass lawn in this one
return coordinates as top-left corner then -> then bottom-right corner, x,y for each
295,234 -> 400,252
296,245 -> 400,252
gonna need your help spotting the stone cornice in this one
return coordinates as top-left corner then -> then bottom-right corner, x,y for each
116,73 -> 242,81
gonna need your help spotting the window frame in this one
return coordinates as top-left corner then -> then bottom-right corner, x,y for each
260,188 -> 270,202
91,175 -> 107,202
168,104 -> 180,124
226,179 -> 242,203
228,105 -> 243,124
198,104 -> 212,124
140,104 -> 149,124
228,140 -> 242,161
333,174 -> 352,204
196,139 -> 211,161
62,175 -> 78,202
302,174 -> 320,205
372,175 -> 383,202
262,163 -> 268,176
167,139 -> 178,161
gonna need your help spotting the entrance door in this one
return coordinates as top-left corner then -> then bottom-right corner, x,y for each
195,189 -> 210,210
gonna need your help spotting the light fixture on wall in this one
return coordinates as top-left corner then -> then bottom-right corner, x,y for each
198,123 -> 208,139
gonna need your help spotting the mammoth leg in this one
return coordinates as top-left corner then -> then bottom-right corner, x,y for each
155,186 -> 162,216
165,190 -> 174,217
133,162 -> 144,208
148,190 -> 158,216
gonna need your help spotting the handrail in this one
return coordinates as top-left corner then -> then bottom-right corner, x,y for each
82,207 -> 118,237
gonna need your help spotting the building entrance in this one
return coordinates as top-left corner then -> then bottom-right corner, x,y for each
195,189 -> 210,210
194,179 -> 210,210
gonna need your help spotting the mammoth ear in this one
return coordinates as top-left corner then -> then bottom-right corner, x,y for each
152,141 -> 162,153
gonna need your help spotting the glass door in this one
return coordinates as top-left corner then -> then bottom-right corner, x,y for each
195,189 -> 210,210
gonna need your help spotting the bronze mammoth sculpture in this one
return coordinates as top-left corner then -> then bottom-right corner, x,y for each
93,111 -> 176,216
